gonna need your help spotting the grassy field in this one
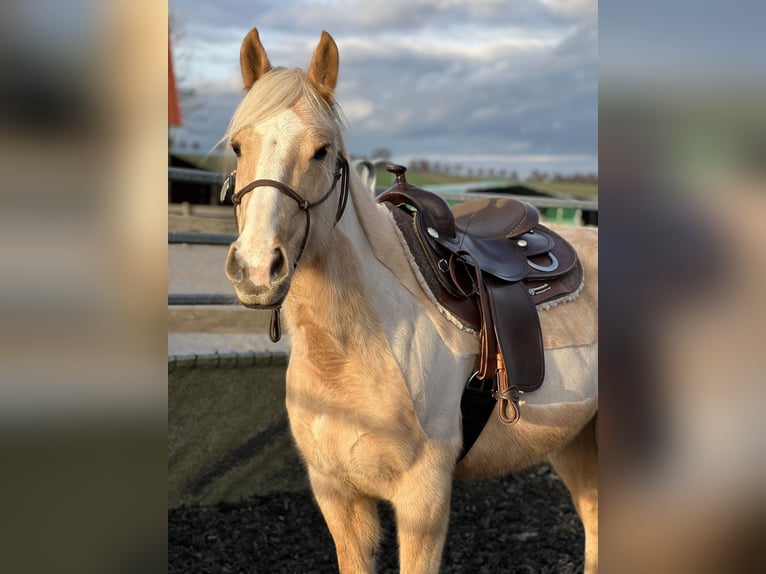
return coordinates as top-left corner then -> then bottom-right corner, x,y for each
533,181 -> 599,199
374,168 -> 477,188
374,166 -> 597,198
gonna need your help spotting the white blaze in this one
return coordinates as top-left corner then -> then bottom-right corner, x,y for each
234,109 -> 305,285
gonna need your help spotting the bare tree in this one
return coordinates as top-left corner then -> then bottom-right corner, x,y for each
170,9 -> 202,119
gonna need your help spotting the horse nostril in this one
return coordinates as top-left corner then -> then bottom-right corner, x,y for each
225,246 -> 245,283
269,248 -> 286,282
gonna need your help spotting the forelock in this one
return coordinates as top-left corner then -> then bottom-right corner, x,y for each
223,67 -> 344,143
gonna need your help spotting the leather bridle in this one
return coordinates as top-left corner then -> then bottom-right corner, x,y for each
221,154 -> 350,341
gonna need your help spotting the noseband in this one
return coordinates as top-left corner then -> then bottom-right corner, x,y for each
221,154 -> 350,341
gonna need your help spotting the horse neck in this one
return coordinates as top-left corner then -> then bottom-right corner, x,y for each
283,174 -> 407,350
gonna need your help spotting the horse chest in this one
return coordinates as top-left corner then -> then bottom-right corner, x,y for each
287,394 -> 422,492
291,415 -> 415,488
285,341 -> 428,490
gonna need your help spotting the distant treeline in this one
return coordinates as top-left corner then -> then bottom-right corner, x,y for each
406,158 -> 598,184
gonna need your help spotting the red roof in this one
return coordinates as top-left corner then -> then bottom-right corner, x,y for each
169,34 -> 182,126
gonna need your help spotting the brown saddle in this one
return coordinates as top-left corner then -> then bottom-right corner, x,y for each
378,165 -> 583,458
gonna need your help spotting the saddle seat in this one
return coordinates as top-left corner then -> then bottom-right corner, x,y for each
453,197 -> 540,240
377,164 -> 585,459
440,197 -> 561,283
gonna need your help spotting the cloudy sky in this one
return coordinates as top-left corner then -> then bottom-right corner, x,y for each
170,0 -> 597,177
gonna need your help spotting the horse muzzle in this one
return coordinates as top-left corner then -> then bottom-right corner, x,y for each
225,243 -> 290,309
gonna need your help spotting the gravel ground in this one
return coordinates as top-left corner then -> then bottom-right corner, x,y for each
169,464 -> 583,574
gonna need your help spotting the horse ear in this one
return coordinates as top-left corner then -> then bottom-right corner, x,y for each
240,28 -> 272,91
307,31 -> 339,102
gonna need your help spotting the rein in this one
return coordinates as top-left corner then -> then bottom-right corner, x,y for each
224,154 -> 351,341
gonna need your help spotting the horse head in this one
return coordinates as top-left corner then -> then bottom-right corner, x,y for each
224,29 -> 348,309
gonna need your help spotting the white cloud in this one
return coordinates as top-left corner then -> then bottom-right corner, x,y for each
340,98 -> 375,123
539,0 -> 597,18
170,0 -> 597,175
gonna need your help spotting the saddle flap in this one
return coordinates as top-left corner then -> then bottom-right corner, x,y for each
485,277 -> 545,392
452,198 -> 539,240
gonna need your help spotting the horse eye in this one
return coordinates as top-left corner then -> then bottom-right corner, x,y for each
231,143 -> 241,157
313,145 -> 329,160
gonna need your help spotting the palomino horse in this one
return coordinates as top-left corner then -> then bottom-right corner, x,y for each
224,29 -> 598,574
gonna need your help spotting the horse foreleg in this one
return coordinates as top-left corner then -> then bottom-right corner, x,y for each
308,469 -> 380,574
549,415 -> 599,574
391,465 -> 453,574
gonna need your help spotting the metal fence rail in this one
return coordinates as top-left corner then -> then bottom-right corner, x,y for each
169,165 -> 234,306
169,231 -> 237,245
169,166 -> 226,185
169,294 -> 239,306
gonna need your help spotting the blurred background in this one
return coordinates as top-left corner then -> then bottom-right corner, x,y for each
599,1 -> 766,572
0,0 -> 764,572
0,0 -> 167,572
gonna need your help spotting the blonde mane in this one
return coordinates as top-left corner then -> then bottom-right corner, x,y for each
223,67 -> 345,144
